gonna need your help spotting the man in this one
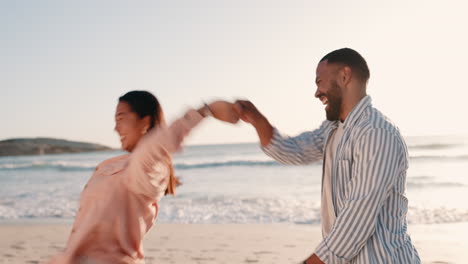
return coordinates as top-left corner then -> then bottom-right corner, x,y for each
234,48 -> 420,263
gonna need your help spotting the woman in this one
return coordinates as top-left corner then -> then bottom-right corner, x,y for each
49,90 -> 238,264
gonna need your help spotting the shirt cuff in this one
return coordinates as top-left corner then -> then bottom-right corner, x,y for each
315,240 -> 350,264
183,109 -> 205,127
259,127 -> 282,156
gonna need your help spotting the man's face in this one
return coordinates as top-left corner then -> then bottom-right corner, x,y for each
315,60 -> 343,121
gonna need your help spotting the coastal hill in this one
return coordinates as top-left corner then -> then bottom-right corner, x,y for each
0,138 -> 113,157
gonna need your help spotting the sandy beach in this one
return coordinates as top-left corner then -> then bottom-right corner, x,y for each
0,222 -> 466,264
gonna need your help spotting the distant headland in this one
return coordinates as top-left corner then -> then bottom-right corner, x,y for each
0,138 -> 113,157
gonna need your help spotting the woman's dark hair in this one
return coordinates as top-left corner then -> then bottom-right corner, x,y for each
119,90 -> 164,129
119,90 -> 179,195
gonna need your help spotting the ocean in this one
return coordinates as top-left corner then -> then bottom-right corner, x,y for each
1,135 -> 467,225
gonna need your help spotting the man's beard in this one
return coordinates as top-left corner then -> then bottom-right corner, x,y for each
325,80 -> 343,121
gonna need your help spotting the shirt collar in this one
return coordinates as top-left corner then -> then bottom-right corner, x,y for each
342,95 -> 372,129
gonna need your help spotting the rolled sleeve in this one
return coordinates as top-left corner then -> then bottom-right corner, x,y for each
315,240 -> 350,264
261,122 -> 330,165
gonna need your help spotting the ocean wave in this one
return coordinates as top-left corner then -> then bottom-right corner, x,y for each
0,159 -> 283,172
407,143 -> 461,150
174,160 -> 281,170
3,194 -> 468,225
409,155 -> 468,161
406,175 -> 465,189
407,181 -> 465,188
0,196 -> 323,224
2,156 -> 466,173
0,161 -> 96,171
406,175 -> 465,188
157,196 -> 322,224
407,207 -> 468,224
3,156 -> 467,172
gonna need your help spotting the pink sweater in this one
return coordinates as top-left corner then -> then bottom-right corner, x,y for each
48,110 -> 203,264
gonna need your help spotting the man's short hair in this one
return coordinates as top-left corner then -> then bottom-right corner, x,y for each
320,48 -> 370,83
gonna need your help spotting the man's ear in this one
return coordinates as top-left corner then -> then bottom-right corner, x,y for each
339,66 -> 352,87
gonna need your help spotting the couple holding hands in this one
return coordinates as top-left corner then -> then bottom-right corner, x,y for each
49,48 -> 420,264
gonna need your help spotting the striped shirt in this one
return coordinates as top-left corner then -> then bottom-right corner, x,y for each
262,96 -> 420,264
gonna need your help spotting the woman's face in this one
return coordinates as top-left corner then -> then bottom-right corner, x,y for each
114,101 -> 149,152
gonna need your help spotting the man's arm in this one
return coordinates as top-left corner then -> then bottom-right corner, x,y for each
303,254 -> 325,264
234,100 -> 274,146
234,100 -> 327,165
313,128 -> 405,263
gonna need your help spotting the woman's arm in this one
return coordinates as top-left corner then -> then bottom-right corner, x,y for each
125,101 -> 238,198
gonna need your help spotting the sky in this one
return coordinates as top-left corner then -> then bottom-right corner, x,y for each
2,0 -> 468,148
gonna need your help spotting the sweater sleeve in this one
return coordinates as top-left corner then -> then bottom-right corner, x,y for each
124,109 -> 204,198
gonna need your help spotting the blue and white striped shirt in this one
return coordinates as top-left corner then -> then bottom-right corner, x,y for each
262,96 -> 420,263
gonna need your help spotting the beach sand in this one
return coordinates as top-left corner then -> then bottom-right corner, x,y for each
0,222 -> 466,264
